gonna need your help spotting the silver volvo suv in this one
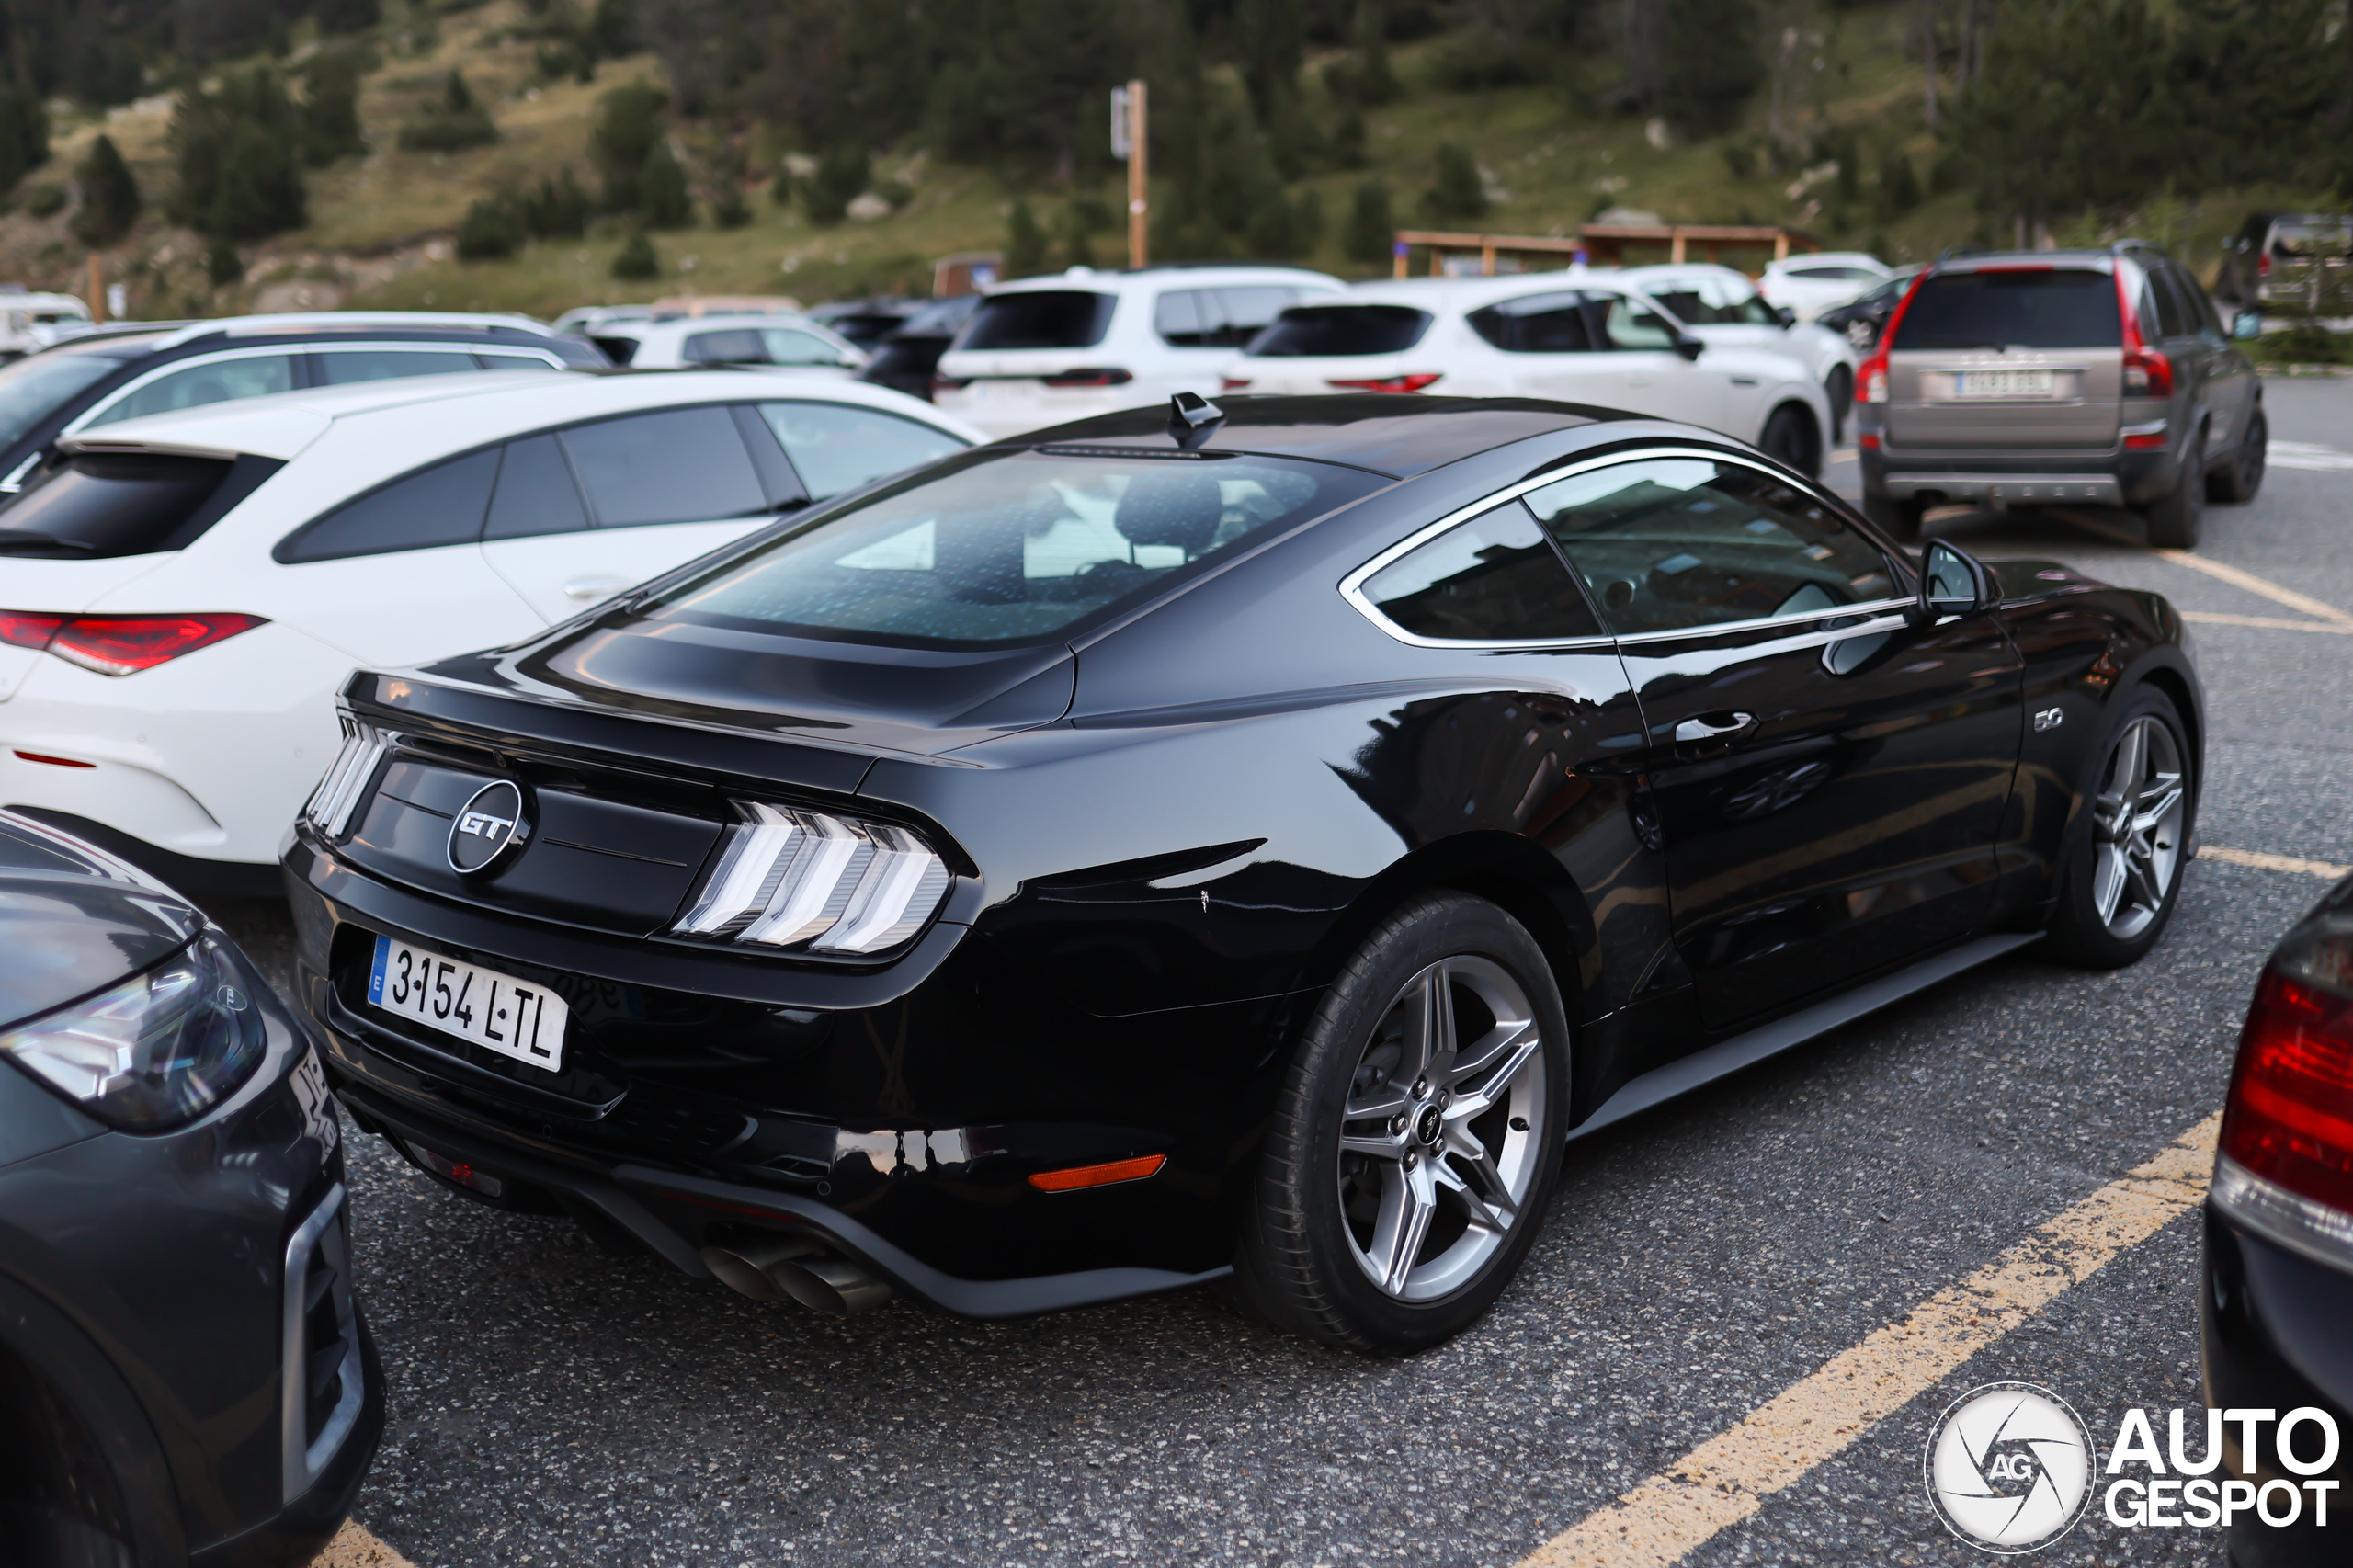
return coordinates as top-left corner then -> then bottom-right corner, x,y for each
1855,241 -> 2265,547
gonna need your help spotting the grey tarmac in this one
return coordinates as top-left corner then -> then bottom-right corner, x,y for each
201,376 -> 2353,1568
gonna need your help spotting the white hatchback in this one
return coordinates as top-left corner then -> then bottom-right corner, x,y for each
1223,274 -> 1836,474
588,312 -> 868,376
0,371 -> 976,890
1608,263 -> 1859,437
933,264 -> 1345,438
1756,252 -> 1893,324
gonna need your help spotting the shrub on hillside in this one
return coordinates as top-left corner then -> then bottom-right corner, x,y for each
711,185 -> 751,229
638,140 -> 694,228
67,39 -> 144,108
1345,178 -> 1393,266
301,50 -> 369,166
804,145 -> 869,227
23,182 -> 64,217
206,237 -> 241,287
525,171 -> 591,237
314,0 -> 381,35
458,194 -> 526,259
1421,142 -> 1485,222
1005,199 -> 1046,274
592,84 -> 668,212
71,136 -> 142,246
0,85 -> 49,197
399,71 -> 499,153
611,229 -> 659,279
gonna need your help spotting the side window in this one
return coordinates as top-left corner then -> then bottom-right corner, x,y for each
563,407 -> 767,527
1359,504 -> 1604,642
760,327 -> 848,366
684,330 -> 768,366
1525,458 -> 1896,636
1470,292 -> 1597,354
1598,297 -> 1678,351
483,434 -> 590,539
1154,290 -> 1212,347
82,354 -> 298,428
475,352 -> 561,372
2171,268 -> 2222,336
277,448 -> 501,563
312,349 -> 479,384
2145,270 -> 2190,340
757,403 -> 967,502
1212,287 -> 1299,346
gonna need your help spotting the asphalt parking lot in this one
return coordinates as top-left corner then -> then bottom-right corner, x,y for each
210,376 -> 2353,1568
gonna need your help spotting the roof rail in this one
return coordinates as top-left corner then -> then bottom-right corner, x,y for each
153,311 -> 557,350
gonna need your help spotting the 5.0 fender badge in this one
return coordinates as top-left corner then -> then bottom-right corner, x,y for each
447,779 -> 529,874
2033,708 -> 2063,733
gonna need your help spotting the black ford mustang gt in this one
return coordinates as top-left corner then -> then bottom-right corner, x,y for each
282,393 -> 2201,1352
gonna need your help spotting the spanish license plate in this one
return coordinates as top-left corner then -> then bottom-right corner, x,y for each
1955,369 -> 2056,399
367,935 -> 570,1072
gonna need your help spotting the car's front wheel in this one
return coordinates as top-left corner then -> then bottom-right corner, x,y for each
1233,893 -> 1568,1353
2045,687 -> 2191,969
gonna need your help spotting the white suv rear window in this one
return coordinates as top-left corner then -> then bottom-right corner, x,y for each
961,292 -> 1116,351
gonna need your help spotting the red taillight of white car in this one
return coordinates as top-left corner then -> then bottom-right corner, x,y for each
2213,921 -> 2353,1265
1326,373 -> 1441,394
0,611 -> 267,676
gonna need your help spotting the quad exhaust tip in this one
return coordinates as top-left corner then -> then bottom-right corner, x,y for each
700,1236 -> 893,1315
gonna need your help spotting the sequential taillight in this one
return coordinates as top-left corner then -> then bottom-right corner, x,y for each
302,722 -> 391,838
1326,373 -> 1441,394
675,801 -> 951,956
0,611 -> 267,675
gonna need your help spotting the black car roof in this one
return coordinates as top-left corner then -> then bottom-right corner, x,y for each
1005,394 -> 1605,479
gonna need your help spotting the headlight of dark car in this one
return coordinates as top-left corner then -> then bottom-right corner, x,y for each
0,931 -> 268,1130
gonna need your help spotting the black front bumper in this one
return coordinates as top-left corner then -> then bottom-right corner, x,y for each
2200,1204 -> 2353,1568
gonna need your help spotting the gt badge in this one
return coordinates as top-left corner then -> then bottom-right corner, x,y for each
447,779 -> 529,873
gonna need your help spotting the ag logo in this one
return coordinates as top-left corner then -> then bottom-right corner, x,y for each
446,779 -> 529,874
1925,1382 -> 2094,1553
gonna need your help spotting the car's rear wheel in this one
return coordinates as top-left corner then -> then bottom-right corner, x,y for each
1232,893 -> 1568,1354
1759,404 -> 1822,477
2207,408 -> 2267,504
1863,490 -> 1923,542
1823,366 -> 1853,443
2145,432 -> 2205,548
2045,687 -> 2191,969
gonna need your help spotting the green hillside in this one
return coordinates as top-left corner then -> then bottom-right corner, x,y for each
3,0 -> 2337,321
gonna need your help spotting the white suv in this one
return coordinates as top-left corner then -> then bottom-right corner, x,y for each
1757,253 -> 1893,324
933,265 -> 1344,437
1609,263 -> 1859,438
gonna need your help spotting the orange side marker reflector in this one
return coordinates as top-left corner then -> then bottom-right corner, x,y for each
1028,1153 -> 1166,1192
14,750 -> 95,768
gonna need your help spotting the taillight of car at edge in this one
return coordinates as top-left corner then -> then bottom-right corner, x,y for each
2214,904 -> 2353,1259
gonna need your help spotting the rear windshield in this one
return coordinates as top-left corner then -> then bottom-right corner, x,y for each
0,452 -> 272,560
0,349 -> 125,449
1640,282 -> 1778,326
958,291 -> 1116,351
639,449 -> 1383,650
1892,270 -> 2121,350
1248,305 -> 1433,358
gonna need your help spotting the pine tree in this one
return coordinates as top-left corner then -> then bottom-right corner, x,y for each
301,51 -> 369,167
524,171 -> 591,237
172,69 -> 307,242
1423,142 -> 1485,222
1655,0 -> 1767,138
207,237 -> 242,288
71,134 -> 142,248
805,145 -> 868,226
458,195 -> 526,260
399,70 -> 499,153
1345,178 -> 1394,266
611,229 -> 660,279
1350,0 -> 1399,106
0,85 -> 50,196
1006,199 -> 1048,275
639,141 -> 694,228
592,85 -> 669,213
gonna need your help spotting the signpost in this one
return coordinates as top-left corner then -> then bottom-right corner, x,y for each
1111,79 -> 1147,269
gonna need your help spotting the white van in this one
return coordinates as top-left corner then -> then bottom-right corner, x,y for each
0,292 -> 95,358
933,264 -> 1344,438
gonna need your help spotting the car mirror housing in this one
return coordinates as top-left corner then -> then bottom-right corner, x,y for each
1775,305 -> 1797,328
1673,335 -> 1704,362
2232,311 -> 2262,340
1914,539 -> 1987,622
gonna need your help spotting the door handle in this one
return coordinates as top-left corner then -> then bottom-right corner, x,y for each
1674,711 -> 1757,744
563,576 -> 633,600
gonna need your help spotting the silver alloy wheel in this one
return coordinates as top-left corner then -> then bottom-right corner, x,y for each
1336,955 -> 1548,1302
2091,714 -> 2186,939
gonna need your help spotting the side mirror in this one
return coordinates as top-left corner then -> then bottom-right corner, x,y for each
2232,311 -> 2262,340
1673,335 -> 1704,362
1775,305 -> 1797,328
1914,539 -> 1987,623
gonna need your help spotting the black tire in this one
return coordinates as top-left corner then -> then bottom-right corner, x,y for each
2145,432 -> 2205,549
1824,365 -> 1853,444
1232,892 -> 1570,1354
1862,490 -> 1923,542
2043,686 -> 2192,970
2207,407 -> 2267,504
1760,403 -> 1823,477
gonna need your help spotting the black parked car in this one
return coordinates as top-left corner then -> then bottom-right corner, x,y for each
1816,265 -> 1923,352
282,393 -> 2201,1352
2204,870 -> 2353,1568
858,294 -> 982,402
0,312 -> 603,497
0,811 -> 380,1565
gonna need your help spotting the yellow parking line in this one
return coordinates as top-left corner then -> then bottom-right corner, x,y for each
313,1521 -> 419,1568
2052,508 -> 2353,626
1515,1114 -> 2221,1568
2201,845 -> 2352,879
2181,610 -> 2353,635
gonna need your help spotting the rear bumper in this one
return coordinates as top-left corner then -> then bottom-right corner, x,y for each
2200,1203 -> 2353,1567
1861,442 -> 2175,506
